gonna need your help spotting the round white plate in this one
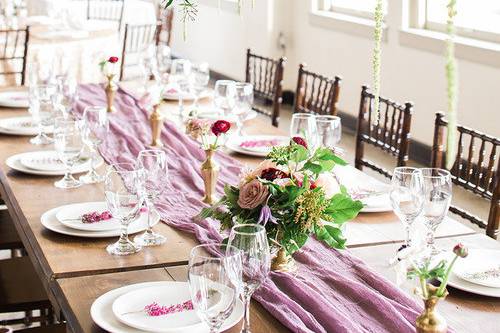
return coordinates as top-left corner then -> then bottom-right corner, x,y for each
0,91 -> 29,108
163,89 -> 211,101
452,249 -> 500,289
226,135 -> 289,157
7,151 -> 102,176
56,201 -> 152,232
448,271 -> 500,298
91,281 -> 243,333
360,194 -> 392,213
196,109 -> 257,123
0,116 -> 53,136
41,205 -> 158,238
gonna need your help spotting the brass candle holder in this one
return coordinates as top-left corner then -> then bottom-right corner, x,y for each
201,149 -> 219,204
105,74 -> 117,113
150,104 -> 164,147
416,285 -> 448,333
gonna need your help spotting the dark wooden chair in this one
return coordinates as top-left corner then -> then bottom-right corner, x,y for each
0,209 -> 24,258
245,49 -> 286,127
0,27 -> 29,86
431,112 -> 500,239
87,0 -> 125,32
155,6 -> 174,47
293,63 -> 341,116
355,85 -> 414,178
0,257 -> 55,327
119,23 -> 160,81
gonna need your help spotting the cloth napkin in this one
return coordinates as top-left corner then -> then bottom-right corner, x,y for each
74,84 -> 451,333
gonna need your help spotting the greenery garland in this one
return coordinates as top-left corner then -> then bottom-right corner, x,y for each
445,0 -> 458,169
372,0 -> 384,124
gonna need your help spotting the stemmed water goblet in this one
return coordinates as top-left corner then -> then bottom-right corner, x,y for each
188,243 -> 242,333
53,117 -> 84,189
104,163 -> 143,255
214,80 -> 236,117
170,59 -> 192,116
290,113 -> 317,150
139,46 -> 160,89
227,224 -> 271,333
53,75 -> 78,115
29,84 -> 57,145
191,62 -> 210,111
315,115 -> 342,150
390,167 -> 424,248
421,168 -> 452,254
80,106 -> 108,184
233,82 -> 254,136
134,149 -> 168,246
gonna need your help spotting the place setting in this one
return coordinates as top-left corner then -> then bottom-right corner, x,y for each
0,90 -> 29,108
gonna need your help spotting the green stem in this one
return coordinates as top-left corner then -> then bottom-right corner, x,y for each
437,255 -> 458,297
419,276 -> 428,299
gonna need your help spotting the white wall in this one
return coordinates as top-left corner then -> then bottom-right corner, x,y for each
171,0 -> 500,146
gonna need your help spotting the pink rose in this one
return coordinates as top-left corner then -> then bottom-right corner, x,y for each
237,179 -> 269,209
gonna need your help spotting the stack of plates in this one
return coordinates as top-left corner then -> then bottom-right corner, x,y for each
6,150 -> 102,176
448,249 -> 500,297
91,281 -> 244,333
0,90 -> 29,108
226,135 -> 289,157
0,116 -> 53,136
41,202 -> 158,238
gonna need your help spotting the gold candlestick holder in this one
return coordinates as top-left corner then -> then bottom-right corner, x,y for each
150,104 -> 164,147
271,247 -> 297,272
416,285 -> 448,333
105,74 -> 117,113
201,149 -> 219,204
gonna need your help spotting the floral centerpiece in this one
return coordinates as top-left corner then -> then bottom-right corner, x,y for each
201,137 -> 363,270
395,243 -> 468,333
99,56 -> 120,113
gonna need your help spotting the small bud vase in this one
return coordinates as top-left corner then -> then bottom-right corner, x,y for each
150,104 -> 164,147
271,247 -> 296,272
201,149 -> 219,204
105,74 -> 117,113
416,285 -> 448,333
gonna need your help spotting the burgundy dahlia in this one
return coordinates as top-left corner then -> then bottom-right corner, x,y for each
211,120 -> 231,136
260,168 -> 288,181
108,56 -> 119,63
292,136 -> 308,149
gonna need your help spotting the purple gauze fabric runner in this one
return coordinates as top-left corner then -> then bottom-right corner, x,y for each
74,84 -> 446,333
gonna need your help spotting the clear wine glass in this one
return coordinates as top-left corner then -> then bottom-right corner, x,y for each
156,44 -> 171,74
213,80 -> 236,117
54,74 -> 78,115
170,59 -> 192,116
134,149 -> 168,247
30,84 -> 57,145
53,117 -> 84,189
191,62 -> 210,110
189,243 -> 242,333
233,82 -> 254,136
139,46 -> 160,89
227,224 -> 271,333
390,167 -> 424,247
290,113 -> 317,150
104,163 -> 143,255
421,168 -> 452,254
80,106 -> 108,184
315,115 -> 341,149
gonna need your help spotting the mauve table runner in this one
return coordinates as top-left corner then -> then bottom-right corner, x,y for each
74,84 -> 436,333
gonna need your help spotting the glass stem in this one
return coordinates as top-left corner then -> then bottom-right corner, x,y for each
426,228 -> 436,251
146,200 -> 154,234
242,293 -> 251,333
404,223 -> 411,247
119,222 -> 129,244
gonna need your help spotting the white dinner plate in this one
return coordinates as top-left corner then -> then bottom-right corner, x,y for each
163,89 -> 211,101
41,205 -> 158,238
196,109 -> 258,123
0,91 -> 29,108
91,281 -> 243,333
6,151 -> 102,176
453,249 -> 500,289
225,135 -> 289,157
56,201 -> 153,232
20,151 -> 91,172
360,194 -> 392,213
0,116 -> 53,136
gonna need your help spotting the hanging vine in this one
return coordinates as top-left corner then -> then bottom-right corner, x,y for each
372,0 -> 384,125
445,0 -> 458,169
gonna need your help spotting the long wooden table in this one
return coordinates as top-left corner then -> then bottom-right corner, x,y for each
0,86 -> 495,333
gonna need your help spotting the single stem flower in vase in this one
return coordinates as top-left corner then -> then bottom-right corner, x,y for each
395,243 -> 468,333
99,56 -> 119,113
199,120 -> 231,204
200,137 -> 363,272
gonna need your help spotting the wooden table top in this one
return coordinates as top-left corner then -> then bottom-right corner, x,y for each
0,84 -> 488,333
350,233 -> 500,333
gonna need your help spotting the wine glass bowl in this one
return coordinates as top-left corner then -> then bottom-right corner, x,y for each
233,82 -> 254,136
29,84 -> 57,145
80,106 -> 108,184
213,80 -> 236,117
316,115 -> 341,149
53,117 -> 84,189
290,113 -> 317,150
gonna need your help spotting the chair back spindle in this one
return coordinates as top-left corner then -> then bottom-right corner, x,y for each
0,27 -> 29,86
87,0 -> 125,32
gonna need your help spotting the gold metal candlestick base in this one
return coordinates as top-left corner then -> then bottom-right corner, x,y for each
105,74 -> 117,113
201,149 -> 219,204
150,104 -> 164,147
271,248 -> 297,272
416,285 -> 448,333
